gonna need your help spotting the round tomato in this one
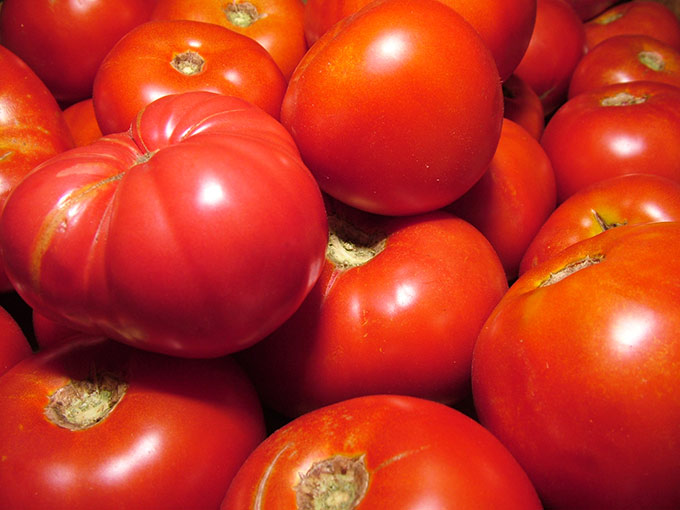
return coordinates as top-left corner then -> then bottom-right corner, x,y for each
503,73 -> 546,139
472,221 -> 680,509
0,44 -> 74,292
237,202 -> 508,417
513,0 -> 586,115
446,118 -> 556,281
151,0 -> 307,80
520,173 -> 680,274
564,0 -> 619,20
584,0 -> 680,52
0,91 -> 328,358
0,304 -> 31,376
62,98 -> 104,147
92,19 -> 287,135
221,395 -> 543,509
541,80 -> 680,202
0,336 -> 266,509
282,0 -> 503,216
569,34 -> 680,98
0,0 -> 155,105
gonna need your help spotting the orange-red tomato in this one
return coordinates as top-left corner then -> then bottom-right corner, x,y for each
0,305 -> 31,376
62,99 -> 104,147
503,74 -> 546,139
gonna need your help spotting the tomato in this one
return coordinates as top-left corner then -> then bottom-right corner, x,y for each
502,74 -> 546,139
62,98 -> 104,147
564,0 -> 620,20
221,395 -> 543,509
282,0 -> 504,216
569,34 -> 680,98
0,91 -> 328,358
541,80 -> 680,202
472,221 -> 680,509
237,201 -> 508,417
92,19 -> 287,135
0,44 -> 74,292
513,0 -> 586,115
32,310 -> 81,351
520,173 -> 680,275
0,336 -> 266,509
0,304 -> 31,376
151,0 -> 307,80
446,118 -> 556,281
0,0 -> 156,105
303,0 -> 536,81
584,0 -> 680,52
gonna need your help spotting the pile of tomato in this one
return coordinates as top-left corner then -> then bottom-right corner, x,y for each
1,0 -> 679,508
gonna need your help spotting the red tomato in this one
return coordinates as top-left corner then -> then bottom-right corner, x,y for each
446,118 -> 556,281
564,0 -> 620,20
0,91 -> 328,358
0,336 -> 266,509
303,0 -> 536,81
541,80 -> 680,202
0,304 -> 31,375
503,74 -> 546,139
584,0 -> 680,52
569,34 -> 680,98
237,202 -> 508,417
32,310 -> 81,351
472,221 -> 680,509
282,0 -> 504,216
62,98 -> 104,147
92,19 -> 287,135
0,45 -> 74,292
513,0 -> 586,115
151,0 -> 307,80
0,0 -> 155,105
221,395 -> 543,509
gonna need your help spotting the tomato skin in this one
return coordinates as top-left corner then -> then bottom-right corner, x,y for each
0,0 -> 156,105
0,91 -> 328,358
62,98 -> 104,147
93,19 -> 287,135
584,0 -> 680,52
221,395 -> 543,510
569,34 -> 680,98
151,0 -> 306,80
446,119 -> 556,281
541,80 -> 680,203
564,0 -> 619,20
237,205 -> 508,417
0,336 -> 266,510
0,305 -> 31,376
520,173 -> 680,275
503,74 -> 545,139
472,221 -> 680,509
282,0 -> 503,216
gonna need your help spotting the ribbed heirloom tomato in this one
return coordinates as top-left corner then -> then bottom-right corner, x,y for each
0,91 -> 328,358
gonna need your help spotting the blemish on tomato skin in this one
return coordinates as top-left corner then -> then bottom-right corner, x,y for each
253,443 -> 292,510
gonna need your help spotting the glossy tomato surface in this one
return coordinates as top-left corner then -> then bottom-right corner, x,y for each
93,19 -> 287,134
0,336 -> 266,509
447,118 -> 556,280
541,80 -> 680,202
569,34 -> 680,98
520,173 -> 680,274
237,203 -> 508,417
472,221 -> 680,509
0,91 -> 328,358
282,0 -> 503,216
0,0 -> 156,105
0,305 -> 31,375
221,395 -> 543,509
503,74 -> 545,139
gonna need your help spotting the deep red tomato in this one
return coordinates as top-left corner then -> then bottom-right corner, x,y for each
62,98 -> 104,147
151,0 -> 307,80
584,0 -> 680,52
541,80 -> 680,202
282,0 -> 504,216
32,310 -> 81,351
520,173 -> 680,274
0,336 -> 266,509
237,201 -> 508,417
569,34 -> 680,98
221,395 -> 543,509
564,0 -> 620,20
446,118 -> 556,281
0,304 -> 31,375
0,0 -> 156,105
503,74 -> 546,139
472,221 -> 680,509
513,0 -> 586,115
0,44 -> 74,292
0,91 -> 328,358
92,19 -> 287,135
303,0 -> 536,81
